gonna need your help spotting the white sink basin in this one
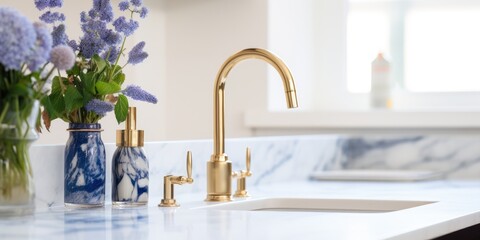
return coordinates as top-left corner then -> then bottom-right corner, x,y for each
195,197 -> 436,213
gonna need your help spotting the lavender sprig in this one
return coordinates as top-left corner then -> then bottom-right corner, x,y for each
118,1 -> 129,11
130,0 -> 142,7
35,0 -> 63,11
39,11 -> 65,23
52,24 -> 68,47
112,16 -> 138,36
139,7 -> 148,18
127,41 -> 148,65
91,0 -> 114,22
122,85 -> 157,104
85,99 -> 114,116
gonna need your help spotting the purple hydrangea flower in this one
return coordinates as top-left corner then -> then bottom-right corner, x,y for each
0,8 -> 36,70
85,99 -> 114,116
27,22 -> 53,71
35,0 -> 63,11
122,85 -> 157,104
127,41 -> 148,65
50,45 -> 75,70
119,1 -> 129,11
39,11 -> 65,23
130,0 -> 142,7
139,7 -> 148,18
113,16 -> 138,36
52,24 -> 68,47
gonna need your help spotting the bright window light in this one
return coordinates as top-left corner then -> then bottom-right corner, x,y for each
347,1 -> 480,94
405,9 -> 480,92
347,10 -> 389,93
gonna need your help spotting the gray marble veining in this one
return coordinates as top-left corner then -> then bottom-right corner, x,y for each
30,134 -> 480,209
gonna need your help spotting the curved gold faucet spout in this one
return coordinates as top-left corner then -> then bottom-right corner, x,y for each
213,48 -> 298,156
207,48 -> 298,202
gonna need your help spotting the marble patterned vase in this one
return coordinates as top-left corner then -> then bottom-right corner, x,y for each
112,147 -> 149,206
64,123 -> 105,208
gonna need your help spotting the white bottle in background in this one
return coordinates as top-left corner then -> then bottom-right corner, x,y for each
370,53 -> 392,109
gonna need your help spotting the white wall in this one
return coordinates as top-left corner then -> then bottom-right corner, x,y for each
164,0 -> 269,141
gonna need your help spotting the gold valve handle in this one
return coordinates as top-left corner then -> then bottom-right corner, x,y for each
186,151 -> 193,181
232,147 -> 252,198
159,151 -> 194,207
246,147 -> 251,173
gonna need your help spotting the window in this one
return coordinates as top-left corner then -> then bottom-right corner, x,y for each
347,0 -> 480,93
267,0 -> 480,112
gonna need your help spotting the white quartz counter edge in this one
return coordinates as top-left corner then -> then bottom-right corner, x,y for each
1,180 -> 480,240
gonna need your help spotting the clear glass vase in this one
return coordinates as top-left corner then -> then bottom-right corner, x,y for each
0,100 -> 39,217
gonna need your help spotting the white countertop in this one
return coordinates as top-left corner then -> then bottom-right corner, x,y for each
1,180 -> 480,240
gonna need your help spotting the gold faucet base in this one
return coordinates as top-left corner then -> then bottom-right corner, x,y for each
233,190 -> 249,198
159,199 -> 179,207
206,160 -> 232,202
205,195 -> 232,202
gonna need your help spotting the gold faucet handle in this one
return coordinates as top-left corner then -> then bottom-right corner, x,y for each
232,147 -> 252,198
232,147 -> 253,178
246,147 -> 251,175
186,151 -> 193,183
158,151 -> 194,207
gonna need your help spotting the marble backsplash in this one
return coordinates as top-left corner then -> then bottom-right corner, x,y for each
29,134 -> 480,209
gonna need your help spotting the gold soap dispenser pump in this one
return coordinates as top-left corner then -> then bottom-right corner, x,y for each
112,107 -> 149,207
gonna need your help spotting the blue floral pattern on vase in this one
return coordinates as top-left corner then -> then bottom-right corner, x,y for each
112,147 -> 149,205
64,123 -> 105,207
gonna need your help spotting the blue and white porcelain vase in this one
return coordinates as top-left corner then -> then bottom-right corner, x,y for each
112,147 -> 149,206
64,123 -> 105,208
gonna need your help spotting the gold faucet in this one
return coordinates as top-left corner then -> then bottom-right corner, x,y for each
159,151 -> 194,207
206,48 -> 298,202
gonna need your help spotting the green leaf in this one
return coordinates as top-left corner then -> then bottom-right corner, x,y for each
92,54 -> 107,74
64,85 -> 83,112
82,89 -> 94,105
95,81 -> 121,95
114,94 -> 128,124
51,77 -> 61,94
41,97 -> 58,121
66,63 -> 81,76
48,91 -> 65,118
112,72 -> 125,85
82,72 -> 96,94
51,76 -> 69,94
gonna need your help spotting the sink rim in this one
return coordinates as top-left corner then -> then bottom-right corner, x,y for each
193,197 -> 437,213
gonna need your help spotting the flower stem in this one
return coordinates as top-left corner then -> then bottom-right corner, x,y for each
109,36 -> 127,82
57,69 -> 66,94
